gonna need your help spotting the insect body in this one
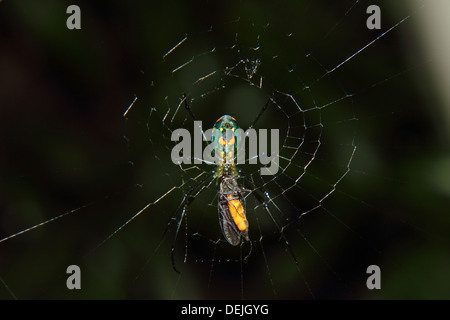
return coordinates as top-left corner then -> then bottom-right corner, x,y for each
212,115 -> 249,246
218,176 -> 249,245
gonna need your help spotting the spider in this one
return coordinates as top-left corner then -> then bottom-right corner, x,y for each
166,93 -> 300,273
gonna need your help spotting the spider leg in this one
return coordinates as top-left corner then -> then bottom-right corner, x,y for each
180,92 -> 212,147
163,170 -> 216,273
245,176 -> 315,297
248,91 -> 274,130
182,92 -> 197,121
246,179 -> 303,264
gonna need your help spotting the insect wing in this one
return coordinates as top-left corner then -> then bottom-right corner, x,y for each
218,192 -> 241,246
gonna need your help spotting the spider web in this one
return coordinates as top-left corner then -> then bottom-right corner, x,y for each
1,0 -> 448,300
135,19 -> 358,298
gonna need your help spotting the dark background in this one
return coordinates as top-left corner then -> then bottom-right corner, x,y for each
0,0 -> 449,299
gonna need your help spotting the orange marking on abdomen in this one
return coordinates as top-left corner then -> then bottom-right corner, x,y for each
227,195 -> 247,231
